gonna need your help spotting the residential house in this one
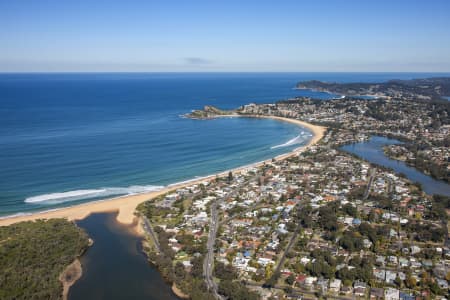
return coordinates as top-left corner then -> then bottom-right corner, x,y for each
329,279 -> 341,293
385,288 -> 400,300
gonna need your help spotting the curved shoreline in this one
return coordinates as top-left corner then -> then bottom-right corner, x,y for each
60,259 -> 83,300
0,116 -> 326,227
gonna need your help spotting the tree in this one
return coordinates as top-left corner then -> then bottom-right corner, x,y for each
218,280 -> 259,300
285,274 -> 296,286
190,256 -> 204,278
265,264 -> 273,280
284,286 -> 293,295
174,262 -> 186,283
228,171 -> 233,183
214,262 -> 237,280
343,203 -> 358,217
265,270 -> 280,288
394,275 -> 403,288
339,231 -> 364,252
368,210 -> 379,222
0,219 -> 90,300
318,204 -> 338,231
405,274 -> 417,289
285,251 -> 296,259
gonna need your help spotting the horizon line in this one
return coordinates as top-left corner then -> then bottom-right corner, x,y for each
1,71 -> 450,74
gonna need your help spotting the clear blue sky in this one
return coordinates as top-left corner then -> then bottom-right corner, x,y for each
1,0 -> 449,72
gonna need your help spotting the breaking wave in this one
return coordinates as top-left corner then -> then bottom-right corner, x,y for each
25,185 -> 164,204
0,212 -> 32,220
270,132 -> 311,149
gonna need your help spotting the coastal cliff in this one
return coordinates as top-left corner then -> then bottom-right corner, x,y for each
185,103 -> 307,121
186,105 -> 235,119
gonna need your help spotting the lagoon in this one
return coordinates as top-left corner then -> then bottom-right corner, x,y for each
69,213 -> 178,300
341,136 -> 450,197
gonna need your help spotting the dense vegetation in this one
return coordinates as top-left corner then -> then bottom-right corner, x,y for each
218,280 -> 259,300
297,77 -> 450,100
0,219 -> 89,300
384,141 -> 450,184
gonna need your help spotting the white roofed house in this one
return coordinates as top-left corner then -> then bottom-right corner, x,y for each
410,245 -> 421,255
257,257 -> 274,267
436,279 -> 448,290
300,256 -> 311,265
315,278 -> 328,293
192,211 -> 208,225
353,281 -> 367,297
329,279 -> 341,293
304,276 -> 317,287
385,270 -> 397,284
384,288 -> 400,300
233,256 -> 250,270
363,238 -> 372,248
231,218 -> 253,228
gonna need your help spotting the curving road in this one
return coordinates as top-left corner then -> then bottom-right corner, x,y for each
270,203 -> 302,281
203,174 -> 260,299
203,199 -> 223,299
142,216 -> 161,253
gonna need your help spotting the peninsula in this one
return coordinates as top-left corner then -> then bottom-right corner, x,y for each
297,77 -> 450,101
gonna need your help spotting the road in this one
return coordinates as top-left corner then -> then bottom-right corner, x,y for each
270,204 -> 302,281
386,176 -> 394,195
245,281 -> 354,300
203,199 -> 222,299
142,216 -> 161,253
363,168 -> 375,200
203,174 -> 260,299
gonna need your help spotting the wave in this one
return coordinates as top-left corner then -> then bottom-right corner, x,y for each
0,212 -> 32,220
270,132 -> 311,149
25,185 -> 164,204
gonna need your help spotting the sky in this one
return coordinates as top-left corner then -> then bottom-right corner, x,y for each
0,0 -> 449,72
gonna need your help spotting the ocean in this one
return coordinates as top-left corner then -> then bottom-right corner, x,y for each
1,72 -> 448,216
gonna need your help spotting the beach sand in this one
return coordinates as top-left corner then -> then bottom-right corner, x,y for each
60,259 -> 83,300
0,116 -> 326,227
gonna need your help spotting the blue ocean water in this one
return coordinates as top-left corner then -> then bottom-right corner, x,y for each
1,72 -> 449,216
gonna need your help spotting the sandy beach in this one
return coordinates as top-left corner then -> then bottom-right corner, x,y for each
0,116 -> 326,227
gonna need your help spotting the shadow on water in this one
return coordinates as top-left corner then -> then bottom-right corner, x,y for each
341,136 -> 450,197
69,212 -> 178,300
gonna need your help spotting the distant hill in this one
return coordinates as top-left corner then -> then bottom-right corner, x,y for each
297,77 -> 450,100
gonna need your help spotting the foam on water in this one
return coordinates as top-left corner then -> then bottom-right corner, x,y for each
270,132 -> 311,149
24,185 -> 164,204
0,212 -> 32,220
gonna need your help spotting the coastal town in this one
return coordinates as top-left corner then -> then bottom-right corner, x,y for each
1,79 -> 449,300
239,95 -> 449,183
1,1 -> 450,299
136,87 -> 450,300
